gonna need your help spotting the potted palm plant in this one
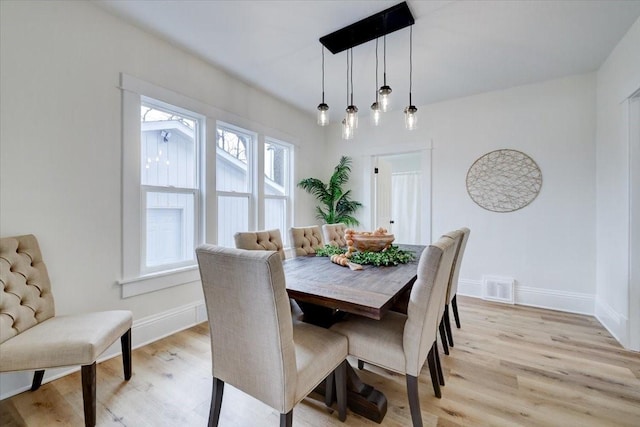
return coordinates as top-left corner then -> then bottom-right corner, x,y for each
297,156 -> 363,226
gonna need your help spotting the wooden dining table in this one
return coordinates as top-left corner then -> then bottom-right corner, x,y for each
283,244 -> 425,423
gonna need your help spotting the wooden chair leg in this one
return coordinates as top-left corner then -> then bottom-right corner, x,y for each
335,361 -> 347,422
280,411 -> 293,427
324,372 -> 335,407
434,342 -> 445,386
439,319 -> 449,355
120,328 -> 132,380
452,295 -> 461,328
357,359 -> 364,370
444,305 -> 454,347
208,377 -> 224,427
81,363 -> 96,427
426,346 -> 441,398
31,370 -> 45,391
406,375 -> 424,427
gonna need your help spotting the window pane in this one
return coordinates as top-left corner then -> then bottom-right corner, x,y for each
265,198 -> 286,243
217,127 -> 251,192
146,192 -> 195,267
264,141 -> 288,196
141,105 -> 197,188
218,195 -> 249,248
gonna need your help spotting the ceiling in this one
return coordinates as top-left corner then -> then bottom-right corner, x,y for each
94,0 -> 640,120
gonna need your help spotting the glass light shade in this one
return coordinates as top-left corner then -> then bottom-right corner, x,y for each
378,85 -> 392,112
345,105 -> 358,129
317,103 -> 329,126
404,105 -> 418,130
370,102 -> 381,126
342,119 -> 354,140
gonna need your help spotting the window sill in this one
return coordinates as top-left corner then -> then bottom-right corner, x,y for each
119,265 -> 200,298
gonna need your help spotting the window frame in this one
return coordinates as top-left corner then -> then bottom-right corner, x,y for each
263,137 -> 293,245
120,74 -> 210,298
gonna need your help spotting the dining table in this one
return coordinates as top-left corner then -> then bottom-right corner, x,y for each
283,244 -> 425,423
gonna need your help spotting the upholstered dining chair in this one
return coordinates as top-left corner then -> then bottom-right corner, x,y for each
441,227 -> 471,349
196,245 -> 348,427
234,229 -> 286,260
330,236 -> 457,427
0,234 -> 133,427
290,226 -> 324,257
322,223 -> 348,247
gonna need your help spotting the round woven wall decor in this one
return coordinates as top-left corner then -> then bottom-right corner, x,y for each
466,149 -> 542,213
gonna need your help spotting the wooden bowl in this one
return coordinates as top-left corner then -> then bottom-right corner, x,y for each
350,234 -> 395,252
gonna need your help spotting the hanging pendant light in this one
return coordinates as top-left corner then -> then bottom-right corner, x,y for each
371,38 -> 381,126
404,26 -> 417,130
317,46 -> 329,126
345,48 -> 358,130
378,35 -> 392,112
342,118 -> 354,140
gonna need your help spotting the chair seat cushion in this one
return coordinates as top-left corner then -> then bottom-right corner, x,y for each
330,311 -> 407,374
0,310 -> 132,372
292,321 -> 347,406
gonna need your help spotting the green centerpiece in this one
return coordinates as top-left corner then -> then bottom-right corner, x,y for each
316,244 -> 415,267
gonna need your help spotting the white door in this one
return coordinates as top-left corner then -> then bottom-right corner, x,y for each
374,158 -> 393,233
374,152 -> 425,244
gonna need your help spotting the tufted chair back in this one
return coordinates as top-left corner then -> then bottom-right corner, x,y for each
0,235 -> 55,344
289,226 -> 324,257
322,223 -> 348,247
234,229 -> 285,261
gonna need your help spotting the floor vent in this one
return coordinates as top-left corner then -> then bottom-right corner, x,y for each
482,276 -> 515,304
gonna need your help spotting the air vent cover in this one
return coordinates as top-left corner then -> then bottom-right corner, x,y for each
482,276 -> 515,304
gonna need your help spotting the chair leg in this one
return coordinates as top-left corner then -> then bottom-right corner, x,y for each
120,328 -> 132,380
324,372 -> 335,407
439,319 -> 449,355
443,305 -> 454,348
335,361 -> 347,422
434,342 -> 445,386
452,295 -> 461,328
357,359 -> 364,370
280,411 -> 292,427
426,346 -> 441,399
208,377 -> 224,427
406,375 -> 424,427
31,370 -> 45,391
81,363 -> 96,427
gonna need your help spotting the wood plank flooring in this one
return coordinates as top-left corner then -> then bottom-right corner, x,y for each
1,296 -> 639,426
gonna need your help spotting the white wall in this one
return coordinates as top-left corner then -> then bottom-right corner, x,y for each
595,17 -> 640,350
0,0 -> 324,395
328,73 -> 597,313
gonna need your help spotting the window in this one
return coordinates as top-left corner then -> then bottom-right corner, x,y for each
264,138 -> 292,244
216,123 -> 255,248
140,100 -> 202,273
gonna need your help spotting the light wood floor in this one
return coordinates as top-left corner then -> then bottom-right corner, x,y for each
1,296 -> 639,426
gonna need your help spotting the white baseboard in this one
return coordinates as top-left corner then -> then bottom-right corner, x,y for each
595,298 -> 629,347
0,300 -> 207,400
458,279 -> 594,315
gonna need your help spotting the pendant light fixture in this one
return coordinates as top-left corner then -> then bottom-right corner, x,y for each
342,51 -> 354,140
378,35 -> 392,112
404,25 -> 417,130
317,46 -> 329,126
345,48 -> 358,130
370,38 -> 381,126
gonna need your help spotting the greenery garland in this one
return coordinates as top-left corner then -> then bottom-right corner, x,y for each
315,245 -> 415,267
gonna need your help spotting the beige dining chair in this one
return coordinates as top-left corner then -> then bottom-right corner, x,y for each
234,229 -> 286,260
441,227 -> 471,348
290,225 -> 324,257
0,234 -> 132,427
234,228 -> 303,320
196,245 -> 348,426
322,223 -> 348,247
330,236 -> 457,427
